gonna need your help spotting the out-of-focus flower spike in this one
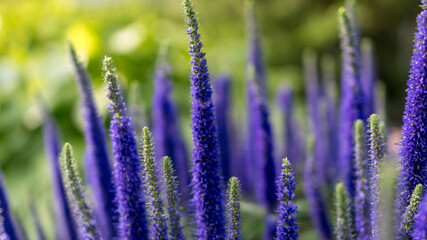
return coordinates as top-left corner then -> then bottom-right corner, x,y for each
334,183 -> 354,240
248,73 -> 276,213
245,0 -> 266,95
338,7 -> 365,198
162,157 -> 185,240
60,143 -> 100,240
353,120 -> 370,240
214,75 -> 233,182
345,0 -> 361,66
226,177 -> 242,240
103,56 -> 149,239
0,175 -> 18,240
182,0 -> 226,238
275,158 -> 298,240
412,192 -> 427,239
128,81 -> 148,132
264,214 -> 277,240
139,127 -> 168,240
361,39 -> 377,116
303,49 -> 328,185
304,138 -> 333,240
368,114 -> 385,239
152,45 -> 189,201
41,104 -> 77,240
69,43 -> 117,239
398,184 -> 424,239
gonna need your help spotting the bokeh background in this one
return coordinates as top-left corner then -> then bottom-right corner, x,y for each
0,0 -> 421,239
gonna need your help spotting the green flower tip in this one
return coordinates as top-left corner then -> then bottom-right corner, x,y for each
62,143 -> 73,164
354,119 -> 363,132
283,158 -> 290,167
338,7 -> 347,18
368,114 -> 380,127
227,177 -> 241,199
102,56 -> 116,76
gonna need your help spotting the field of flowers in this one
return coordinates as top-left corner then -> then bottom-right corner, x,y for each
0,0 -> 426,239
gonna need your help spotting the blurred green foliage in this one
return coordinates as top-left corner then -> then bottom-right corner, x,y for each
0,0 -> 419,238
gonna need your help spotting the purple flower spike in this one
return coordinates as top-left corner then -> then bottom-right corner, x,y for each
69,44 -> 116,239
275,158 -> 298,240
248,77 -> 276,213
103,56 -> 149,239
42,106 -> 77,240
213,75 -> 233,182
303,50 -> 328,185
397,1 -> 427,221
412,193 -> 427,239
182,0 -> 225,238
338,7 -> 365,198
152,47 -> 189,201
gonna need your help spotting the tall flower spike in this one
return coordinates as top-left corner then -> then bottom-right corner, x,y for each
334,183 -> 354,240
60,143 -> 100,240
30,204 -> 46,240
213,75 -> 233,182
152,46 -> 189,201
162,157 -> 185,240
321,55 -> 339,183
182,0 -> 225,238
0,202 -> 8,240
248,76 -> 277,213
69,44 -> 116,239
368,114 -> 385,239
304,138 -> 333,240
275,158 -> 298,240
303,50 -> 328,185
397,1 -> 427,219
139,127 -> 168,240
41,106 -> 76,240
353,120 -> 370,240
103,56 -> 148,239
412,192 -> 427,239
338,7 -> 365,198
226,177 -> 242,240
398,184 -> 424,239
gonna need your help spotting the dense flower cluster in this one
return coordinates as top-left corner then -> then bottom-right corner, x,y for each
2,1 -> 427,240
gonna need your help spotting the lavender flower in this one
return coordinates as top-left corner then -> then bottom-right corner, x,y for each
338,7 -> 365,198
42,107 -> 77,240
139,127 -> 168,240
275,158 -> 298,240
60,143 -> 100,240
248,77 -> 276,213
334,183 -> 354,240
162,157 -> 185,240
226,177 -> 241,240
361,39 -> 377,116
353,120 -> 370,240
69,44 -> 116,239
152,47 -> 189,200
398,184 -> 424,239
304,139 -> 333,240
368,114 -> 385,239
182,0 -> 225,238
412,193 -> 427,239
213,75 -> 233,182
103,56 -> 148,239
397,1 -> 427,219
